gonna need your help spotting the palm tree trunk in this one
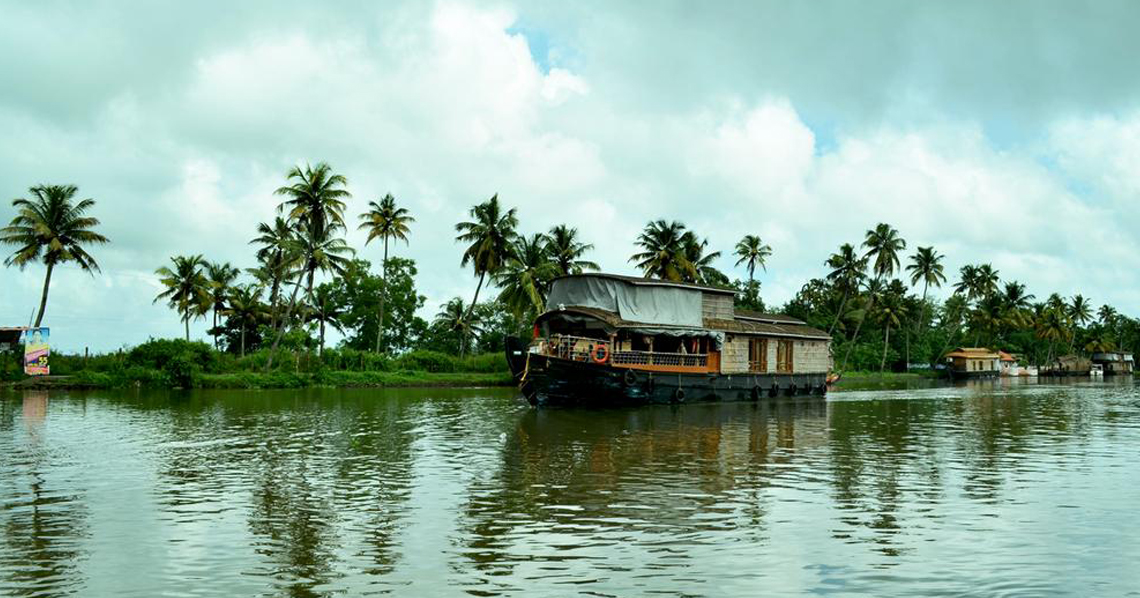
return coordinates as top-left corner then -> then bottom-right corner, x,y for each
882,323 -> 891,373
240,324 -> 246,358
841,286 -> 877,372
829,286 -> 850,337
265,276 -> 305,371
212,307 -> 219,350
376,237 -> 388,354
461,271 -> 486,357
33,262 -> 54,328
319,318 -> 326,357
184,313 -> 190,342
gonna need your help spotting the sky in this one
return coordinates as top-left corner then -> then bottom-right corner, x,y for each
2,0 -> 1140,352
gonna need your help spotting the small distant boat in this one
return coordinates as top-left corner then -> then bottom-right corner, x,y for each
1090,364 -> 1104,378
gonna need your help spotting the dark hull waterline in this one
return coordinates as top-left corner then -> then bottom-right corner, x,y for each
512,352 -> 827,407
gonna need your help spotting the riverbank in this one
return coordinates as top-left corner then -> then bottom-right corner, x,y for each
2,369 -> 515,391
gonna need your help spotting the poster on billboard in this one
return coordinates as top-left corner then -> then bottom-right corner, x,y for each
24,327 -> 50,376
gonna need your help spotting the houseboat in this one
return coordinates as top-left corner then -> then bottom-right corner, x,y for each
1091,352 -> 1135,376
944,347 -> 1000,379
505,273 -> 832,407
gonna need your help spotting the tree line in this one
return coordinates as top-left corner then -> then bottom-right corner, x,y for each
3,171 -> 1138,372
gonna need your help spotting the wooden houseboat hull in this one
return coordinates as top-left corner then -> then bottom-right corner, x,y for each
512,352 -> 827,408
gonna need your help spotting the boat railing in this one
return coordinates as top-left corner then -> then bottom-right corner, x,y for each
537,335 -> 709,372
611,350 -> 707,370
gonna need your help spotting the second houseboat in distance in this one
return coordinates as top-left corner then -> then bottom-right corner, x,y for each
506,273 -> 832,407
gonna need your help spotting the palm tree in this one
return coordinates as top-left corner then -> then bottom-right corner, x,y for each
154,255 -> 211,341
953,264 -> 979,299
825,243 -> 866,336
250,217 -> 299,322
630,220 -> 696,282
840,277 -> 883,372
495,233 -> 559,317
307,284 -> 345,357
734,235 -> 772,284
274,162 -> 351,300
436,297 -> 484,356
876,288 -> 908,372
1098,304 -> 1117,326
862,223 -> 906,281
545,224 -> 599,276
223,284 -> 267,357
1001,281 -> 1035,329
454,194 -> 518,353
1036,307 -> 1070,363
358,194 -> 415,353
1069,294 -> 1092,328
905,246 -> 946,331
681,231 -> 724,285
1,185 -> 110,327
975,264 -> 1000,299
205,261 -> 240,349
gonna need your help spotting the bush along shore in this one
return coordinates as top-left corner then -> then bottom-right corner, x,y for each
1,339 -> 513,391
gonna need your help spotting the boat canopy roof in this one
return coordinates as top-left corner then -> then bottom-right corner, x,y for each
546,274 -> 708,327
537,305 -> 830,342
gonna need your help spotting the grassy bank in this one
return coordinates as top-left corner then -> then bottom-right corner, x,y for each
1,339 -> 513,391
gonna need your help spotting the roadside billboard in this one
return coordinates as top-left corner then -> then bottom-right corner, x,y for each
24,327 -> 50,376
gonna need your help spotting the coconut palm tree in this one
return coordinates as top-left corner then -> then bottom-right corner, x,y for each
825,243 -> 866,336
154,255 -> 211,341
455,194 -> 518,354
974,264 -> 1000,299
250,217 -> 299,320
681,231 -> 724,285
307,284 -> 345,357
905,246 -> 946,331
862,223 -> 906,281
435,297 -> 484,356
223,284 -> 267,358
205,261 -> 240,349
1069,294 -> 1092,328
1001,281 -> 1035,329
274,162 -> 351,300
953,264 -> 979,299
1,185 -> 110,327
630,220 -> 697,282
876,287 -> 908,372
358,194 -> 415,353
734,234 -> 772,284
1098,304 -> 1117,326
545,224 -> 599,276
495,233 -> 558,317
1036,307 -> 1070,363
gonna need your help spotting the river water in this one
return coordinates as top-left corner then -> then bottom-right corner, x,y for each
2,379 -> 1138,597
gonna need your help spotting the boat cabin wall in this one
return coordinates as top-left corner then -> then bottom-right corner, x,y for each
702,293 -> 735,320
720,335 -> 829,374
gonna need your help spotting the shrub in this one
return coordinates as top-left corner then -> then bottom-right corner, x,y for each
393,350 -> 456,372
127,338 -> 219,373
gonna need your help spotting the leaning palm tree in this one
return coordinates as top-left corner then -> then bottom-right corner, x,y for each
1036,307 -> 1070,363
358,194 -> 415,353
1,185 -> 110,327
1069,294 -> 1092,328
862,223 -> 906,281
545,224 -> 599,276
274,162 -> 351,300
825,243 -> 866,336
223,284 -> 267,357
205,261 -> 240,349
495,233 -> 559,317
953,264 -> 979,300
154,255 -> 211,341
905,246 -> 946,332
734,234 -> 772,284
630,220 -> 696,282
454,194 -> 518,353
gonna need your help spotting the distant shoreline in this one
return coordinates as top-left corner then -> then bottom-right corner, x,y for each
2,370 -> 515,391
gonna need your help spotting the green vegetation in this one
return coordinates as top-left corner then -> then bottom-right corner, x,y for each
4,162 -> 1138,388
1,339 -> 510,389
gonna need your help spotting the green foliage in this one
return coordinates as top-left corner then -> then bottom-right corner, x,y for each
333,258 -> 427,353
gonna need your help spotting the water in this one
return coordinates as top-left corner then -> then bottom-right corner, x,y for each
2,379 -> 1139,597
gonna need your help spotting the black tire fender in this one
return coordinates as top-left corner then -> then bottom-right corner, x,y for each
623,369 -> 638,387
674,387 -> 686,403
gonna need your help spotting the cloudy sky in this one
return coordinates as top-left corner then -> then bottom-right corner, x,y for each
2,0 -> 1140,352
